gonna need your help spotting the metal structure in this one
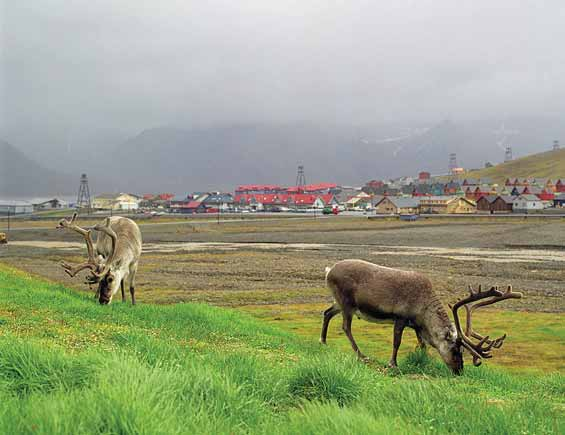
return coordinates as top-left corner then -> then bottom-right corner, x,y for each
553,140 -> 560,151
494,123 -> 519,153
76,173 -> 92,212
295,165 -> 306,187
448,153 -> 457,172
504,146 -> 513,162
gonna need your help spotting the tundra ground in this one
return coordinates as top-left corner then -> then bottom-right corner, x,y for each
1,216 -> 564,372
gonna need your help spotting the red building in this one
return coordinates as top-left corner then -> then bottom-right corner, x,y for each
365,180 -> 385,189
418,171 -> 431,181
235,185 -> 285,195
537,188 -> 555,201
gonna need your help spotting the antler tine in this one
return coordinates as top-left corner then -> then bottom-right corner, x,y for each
57,212 -> 79,229
60,261 -> 98,278
464,303 -> 504,348
469,286 -> 523,310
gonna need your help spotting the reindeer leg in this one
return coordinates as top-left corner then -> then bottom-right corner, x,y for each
415,327 -> 426,351
120,279 -> 125,303
320,303 -> 341,344
388,318 -> 408,368
342,310 -> 367,361
129,265 -> 138,306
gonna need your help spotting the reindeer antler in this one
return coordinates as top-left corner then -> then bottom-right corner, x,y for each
57,213 -> 101,279
452,285 -> 523,366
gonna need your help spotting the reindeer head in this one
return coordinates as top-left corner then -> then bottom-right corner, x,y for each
445,285 -> 523,374
433,324 -> 464,375
57,213 -> 120,305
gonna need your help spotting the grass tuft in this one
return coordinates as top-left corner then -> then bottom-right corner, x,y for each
288,356 -> 370,406
0,338 -> 96,395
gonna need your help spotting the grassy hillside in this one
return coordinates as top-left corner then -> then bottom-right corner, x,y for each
456,148 -> 565,184
0,265 -> 563,434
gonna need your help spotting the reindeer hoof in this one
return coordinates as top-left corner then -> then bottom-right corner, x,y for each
387,361 -> 398,369
357,354 -> 370,363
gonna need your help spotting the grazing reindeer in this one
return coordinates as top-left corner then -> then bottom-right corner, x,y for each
320,259 -> 522,374
57,213 -> 142,305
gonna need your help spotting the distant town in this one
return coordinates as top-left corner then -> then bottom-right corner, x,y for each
2,169 -> 565,218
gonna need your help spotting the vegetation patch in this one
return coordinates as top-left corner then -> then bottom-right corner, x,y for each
0,338 -> 96,395
0,264 -> 563,434
288,356 -> 369,406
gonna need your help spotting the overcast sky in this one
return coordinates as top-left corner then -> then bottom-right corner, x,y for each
2,0 -> 565,140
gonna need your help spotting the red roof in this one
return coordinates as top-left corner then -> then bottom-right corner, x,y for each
286,186 -> 302,193
291,194 -> 317,204
286,184 -> 336,193
236,183 -> 337,194
185,201 -> 202,208
236,185 -> 283,192
234,193 -> 333,206
302,183 -> 337,192
255,194 -> 288,205
234,194 -> 290,205
291,193 -> 320,205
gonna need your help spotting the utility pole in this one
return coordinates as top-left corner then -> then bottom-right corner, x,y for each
448,153 -> 457,173
504,146 -> 513,162
76,173 -> 92,214
295,165 -> 306,187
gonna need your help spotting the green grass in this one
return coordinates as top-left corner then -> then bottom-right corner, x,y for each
241,303 -> 565,372
452,148 -> 565,184
0,264 -> 563,434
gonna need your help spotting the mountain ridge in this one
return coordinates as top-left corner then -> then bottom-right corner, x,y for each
0,140 -> 74,198
109,121 -> 517,192
3,118 -> 564,195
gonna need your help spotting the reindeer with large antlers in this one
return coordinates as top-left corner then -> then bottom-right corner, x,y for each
57,213 -> 142,305
321,260 -> 522,374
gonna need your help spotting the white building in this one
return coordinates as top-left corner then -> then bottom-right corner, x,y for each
32,198 -> 69,211
0,200 -> 34,215
512,194 -> 545,212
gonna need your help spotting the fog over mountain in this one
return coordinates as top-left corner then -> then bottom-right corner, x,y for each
4,118 -> 565,197
105,118 -> 565,193
0,140 -> 72,197
2,1 -> 565,195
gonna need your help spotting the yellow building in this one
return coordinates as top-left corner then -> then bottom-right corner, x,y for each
419,196 -> 476,214
374,197 -> 420,215
345,192 -> 372,210
92,193 -> 141,210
